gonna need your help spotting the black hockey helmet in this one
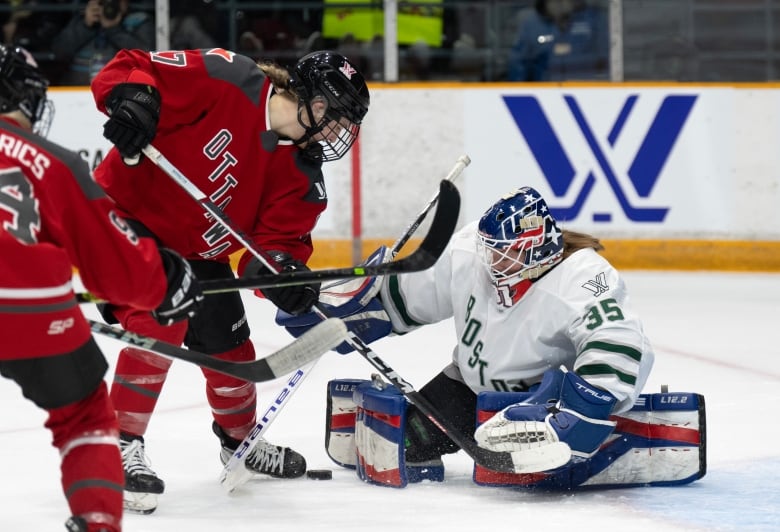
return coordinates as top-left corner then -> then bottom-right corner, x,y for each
0,45 -> 53,136
289,50 -> 369,161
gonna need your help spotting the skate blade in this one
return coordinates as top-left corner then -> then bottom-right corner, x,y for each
123,491 -> 158,514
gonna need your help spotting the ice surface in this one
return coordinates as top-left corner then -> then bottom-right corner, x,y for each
2,271 -> 779,531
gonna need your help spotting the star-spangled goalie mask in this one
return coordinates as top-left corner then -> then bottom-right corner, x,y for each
477,187 -> 564,304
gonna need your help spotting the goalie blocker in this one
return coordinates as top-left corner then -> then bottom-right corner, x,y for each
324,378 -> 706,489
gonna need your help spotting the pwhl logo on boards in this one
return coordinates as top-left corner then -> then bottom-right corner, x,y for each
503,94 -> 697,222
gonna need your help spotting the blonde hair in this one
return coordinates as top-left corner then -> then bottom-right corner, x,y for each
562,229 -> 604,259
258,62 -> 298,100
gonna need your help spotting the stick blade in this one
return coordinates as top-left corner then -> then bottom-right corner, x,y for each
399,179 -> 461,270
265,318 -> 348,377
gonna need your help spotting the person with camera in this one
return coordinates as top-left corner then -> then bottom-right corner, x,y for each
51,0 -> 154,85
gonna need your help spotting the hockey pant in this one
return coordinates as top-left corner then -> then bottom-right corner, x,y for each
325,377 -> 706,489
0,338 -> 123,531
109,260 -> 258,441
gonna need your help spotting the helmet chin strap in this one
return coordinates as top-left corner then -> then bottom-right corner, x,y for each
293,101 -> 326,146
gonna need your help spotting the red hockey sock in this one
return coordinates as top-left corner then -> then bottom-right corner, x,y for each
47,382 -> 123,532
202,340 -> 258,440
109,308 -> 188,435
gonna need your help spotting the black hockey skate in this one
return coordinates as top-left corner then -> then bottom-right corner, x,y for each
120,432 -> 165,514
213,421 -> 307,479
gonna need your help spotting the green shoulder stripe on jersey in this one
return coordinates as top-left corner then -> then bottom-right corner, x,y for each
387,275 -> 424,328
580,341 -> 643,362
576,363 -> 637,386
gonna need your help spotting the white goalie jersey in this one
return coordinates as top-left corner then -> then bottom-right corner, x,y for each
381,221 -> 655,413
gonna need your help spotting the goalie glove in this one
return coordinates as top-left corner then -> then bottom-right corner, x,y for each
275,246 -> 393,353
103,82 -> 161,163
474,367 -> 617,473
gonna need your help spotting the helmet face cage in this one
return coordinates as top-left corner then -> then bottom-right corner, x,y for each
0,46 -> 53,137
477,187 -> 564,284
291,51 -> 369,162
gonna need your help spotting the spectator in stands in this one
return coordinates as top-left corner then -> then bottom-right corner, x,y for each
1,0 -> 70,82
52,0 -> 154,86
507,0 -> 609,82
170,0 -> 219,50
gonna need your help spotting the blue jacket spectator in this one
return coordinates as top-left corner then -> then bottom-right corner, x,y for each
508,0 -> 609,82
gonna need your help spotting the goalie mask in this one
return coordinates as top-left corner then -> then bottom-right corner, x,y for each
477,187 -> 564,294
0,45 -> 53,137
289,50 -> 369,162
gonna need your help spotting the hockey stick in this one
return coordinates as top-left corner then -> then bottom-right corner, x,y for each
88,318 -> 347,382
74,186 -> 458,305
138,144 -> 462,489
391,155 -> 469,257
140,145 -> 518,481
220,159 -> 467,491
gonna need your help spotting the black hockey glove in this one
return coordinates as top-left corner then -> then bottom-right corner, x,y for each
152,248 -> 204,326
103,83 -> 161,163
250,252 -> 320,315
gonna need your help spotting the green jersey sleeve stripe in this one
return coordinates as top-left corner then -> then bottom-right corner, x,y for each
387,275 -> 424,328
581,341 -> 643,362
577,363 -> 637,386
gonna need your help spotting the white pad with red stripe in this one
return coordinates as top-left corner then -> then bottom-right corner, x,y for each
474,391 -> 706,488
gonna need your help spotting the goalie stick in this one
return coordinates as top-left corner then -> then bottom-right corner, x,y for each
390,155 -> 469,258
221,159 -> 469,491
138,145 -> 518,483
138,144 -> 466,488
88,318 -> 348,382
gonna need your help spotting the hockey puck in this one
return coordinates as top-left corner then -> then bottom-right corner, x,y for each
306,469 -> 333,480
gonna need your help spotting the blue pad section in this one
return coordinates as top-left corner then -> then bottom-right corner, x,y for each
351,381 -> 446,487
353,381 -> 409,488
406,461 -> 445,483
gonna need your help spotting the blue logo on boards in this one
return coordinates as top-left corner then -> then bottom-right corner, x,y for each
502,94 -> 697,222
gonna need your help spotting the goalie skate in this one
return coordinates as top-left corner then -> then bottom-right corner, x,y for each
120,433 -> 164,514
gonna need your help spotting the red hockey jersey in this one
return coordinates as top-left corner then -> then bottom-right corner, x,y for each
91,48 -> 328,273
0,117 -> 167,359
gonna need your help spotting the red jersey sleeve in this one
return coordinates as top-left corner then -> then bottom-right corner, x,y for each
41,144 -> 167,310
91,48 -> 227,132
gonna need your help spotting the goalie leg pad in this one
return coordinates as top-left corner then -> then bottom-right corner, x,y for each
325,378 -> 446,486
582,392 -> 706,488
473,391 -> 706,489
325,379 -> 367,469
354,380 -> 409,488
